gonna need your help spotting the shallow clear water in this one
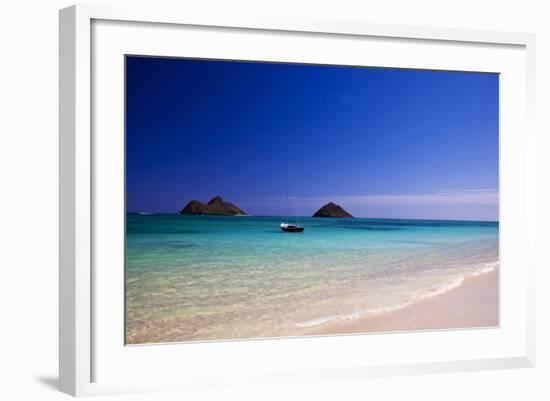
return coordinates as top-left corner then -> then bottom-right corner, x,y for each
125,214 -> 499,344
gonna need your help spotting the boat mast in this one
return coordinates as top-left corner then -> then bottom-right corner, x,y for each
286,161 -> 291,223
287,161 -> 297,223
280,161 -> 304,231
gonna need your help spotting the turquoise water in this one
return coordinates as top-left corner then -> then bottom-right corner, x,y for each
125,214 -> 499,344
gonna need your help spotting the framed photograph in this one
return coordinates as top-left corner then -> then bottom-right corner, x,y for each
59,4 -> 536,396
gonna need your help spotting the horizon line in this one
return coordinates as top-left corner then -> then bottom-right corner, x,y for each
127,211 -> 499,223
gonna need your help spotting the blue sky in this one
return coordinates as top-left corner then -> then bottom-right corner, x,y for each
126,56 -> 499,221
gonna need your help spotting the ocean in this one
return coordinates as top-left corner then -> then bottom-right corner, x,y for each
125,214 -> 499,344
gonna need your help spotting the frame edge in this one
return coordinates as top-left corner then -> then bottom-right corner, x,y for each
60,4 -> 92,396
59,5 -> 77,396
524,33 -> 537,368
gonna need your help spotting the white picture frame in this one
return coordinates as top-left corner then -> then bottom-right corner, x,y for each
59,4 -> 536,397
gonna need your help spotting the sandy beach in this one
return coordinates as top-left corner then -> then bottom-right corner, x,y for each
305,268 -> 499,336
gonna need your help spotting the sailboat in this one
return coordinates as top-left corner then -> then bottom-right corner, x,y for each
280,161 -> 304,233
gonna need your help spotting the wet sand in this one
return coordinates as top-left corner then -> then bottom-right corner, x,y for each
306,268 -> 499,336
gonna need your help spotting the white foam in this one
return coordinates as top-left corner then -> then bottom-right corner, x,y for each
364,301 -> 413,316
470,261 -> 499,276
295,311 -> 360,328
418,275 -> 465,300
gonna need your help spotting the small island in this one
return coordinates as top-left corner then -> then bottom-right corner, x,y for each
179,196 -> 247,216
312,202 -> 353,218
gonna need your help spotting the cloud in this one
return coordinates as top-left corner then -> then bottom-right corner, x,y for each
258,189 -> 499,206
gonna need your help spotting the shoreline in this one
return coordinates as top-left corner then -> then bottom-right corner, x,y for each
303,267 -> 499,336
125,267 -> 499,344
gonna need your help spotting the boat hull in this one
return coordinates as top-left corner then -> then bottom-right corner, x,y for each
281,225 -> 304,233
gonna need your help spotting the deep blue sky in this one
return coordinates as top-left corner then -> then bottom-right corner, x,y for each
126,56 -> 499,221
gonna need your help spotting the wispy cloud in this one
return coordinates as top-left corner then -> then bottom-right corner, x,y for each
256,189 -> 499,206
